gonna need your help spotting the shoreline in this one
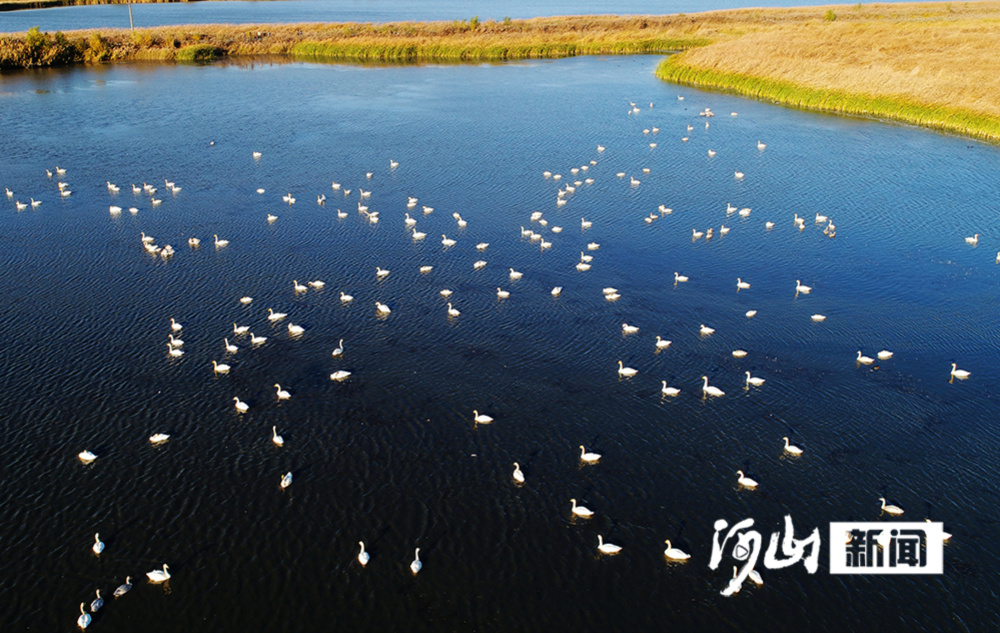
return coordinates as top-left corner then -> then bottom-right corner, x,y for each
0,0 -> 195,11
2,3 -> 1000,143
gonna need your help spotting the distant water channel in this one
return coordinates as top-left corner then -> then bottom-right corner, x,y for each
0,55 -> 998,631
2,0 -> 917,34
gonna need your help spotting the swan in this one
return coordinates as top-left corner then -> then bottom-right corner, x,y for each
214,235 -> 229,248
795,280 -> 812,294
622,324 -> 639,335
877,350 -> 893,360
280,472 -> 292,489
965,233 -> 979,246
618,361 -> 638,377
90,589 -> 103,612
274,384 -> 291,400
252,151 -> 262,159
28,198 -> 41,208
579,252 -> 593,263
815,212 -> 828,223
746,310 -> 758,318
410,548 -> 422,574
551,287 -> 563,297
736,470 -> 758,488
340,292 -> 353,303
605,293 -> 620,301
240,296 -> 253,305
456,216 -> 467,228
661,381 -> 680,397
879,497 -> 904,515
630,177 -> 641,186
579,445 -> 601,463
734,171 -> 745,180
404,213 -> 417,226
233,322 -> 249,336
496,287 -> 510,299
79,450 -> 97,463
376,267 -> 390,279
250,333 -> 267,345
168,334 -> 183,348
337,209 -> 348,219
597,535 -> 622,554
576,262 -> 591,271
376,302 -> 391,315
288,323 -> 305,335
473,410 -> 493,424
739,207 -> 751,218
757,140 -> 766,150
570,498 -> 594,518
293,280 -> 308,293
699,324 -> 715,336
737,278 -> 750,290
692,229 -> 704,239
720,225 -> 730,235
732,350 -> 748,359
782,437 -> 803,455
149,433 -> 170,444
602,287 -> 618,295
4,187 -> 11,198
332,339 -> 344,356
15,200 -> 27,210
674,272 -> 688,283
447,303 -> 460,317
412,232 -> 426,241
512,462 -> 525,483
950,363 -> 970,379
708,149 -> 716,157
92,533 -> 104,554
655,336 -> 672,349
474,260 -> 487,269
167,343 -> 184,358
702,376 -> 725,397
857,351 -> 874,365
441,235 -> 456,247
77,603 -> 91,629
440,289 -> 453,298
267,214 -> 278,223
267,308 -> 287,321
745,371 -> 765,387
664,540 -> 690,561
765,221 -> 775,229
581,218 -> 592,229
233,397 -> 249,412
272,426 -> 284,446
477,242 -> 489,251
221,338 -> 238,354
168,318 -> 183,332
811,314 -> 826,322
509,268 -> 523,280
113,577 -> 132,598
330,370 -> 352,381
146,564 -> 170,583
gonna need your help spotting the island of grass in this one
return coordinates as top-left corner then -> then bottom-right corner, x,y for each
2,2 -> 1000,142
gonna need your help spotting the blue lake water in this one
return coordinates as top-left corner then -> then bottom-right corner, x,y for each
0,54 -> 998,631
1,0 -> 915,34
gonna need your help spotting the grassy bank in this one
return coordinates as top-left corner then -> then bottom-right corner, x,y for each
0,16 -> 711,68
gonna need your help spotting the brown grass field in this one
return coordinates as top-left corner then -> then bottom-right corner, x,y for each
3,3 -> 1000,140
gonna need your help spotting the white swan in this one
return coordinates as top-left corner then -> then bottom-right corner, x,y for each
233,397 -> 249,413
332,339 -> 344,356
168,334 -> 184,348
375,267 -> 390,279
240,296 -> 253,305
509,268 -> 523,280
170,318 -> 183,332
877,350 -> 893,360
579,445 -> 601,463
474,260 -> 487,269
447,303 -> 460,317
655,336 -> 672,349
113,577 -> 132,598
330,370 -> 352,381
664,540 -> 690,561
745,371 -> 765,387
737,278 -> 750,290
250,333 -> 266,345
661,381 -> 680,397
576,262 -> 591,271
79,450 -> 97,463
167,343 -> 184,358
950,363 -> 970,379
746,310 -> 757,318
376,302 -> 391,315
621,322 -> 639,334
92,532 -> 104,554
736,470 -> 758,488
410,548 -> 422,574
551,287 -> 562,297
214,235 -> 229,248
757,140 -> 766,150
340,292 -> 353,303
597,535 -> 622,554
280,472 -> 292,489
699,324 -> 715,336
702,376 -> 724,397
581,218 -> 592,229
732,350 -> 748,359
965,233 -> 979,246
274,384 -> 291,400
149,433 -> 170,444
77,603 -> 91,629
358,541 -> 370,566
509,462 -> 525,484
570,498 -> 594,518
267,308 -> 287,321
146,564 -> 170,583
674,272 -> 688,283
795,280 -> 812,294
288,323 -> 305,335
441,235 -> 456,247
496,288 -> 510,299
692,228 -> 704,239
473,410 -> 493,425
879,497 -> 904,515
782,436 -> 803,455
617,361 -> 638,377
811,314 -> 826,322
233,322 -> 249,336
857,351 -> 874,365
272,426 -> 284,446
90,589 -> 103,612
293,280 -> 308,293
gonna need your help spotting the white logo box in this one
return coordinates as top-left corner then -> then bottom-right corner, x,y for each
829,522 -> 944,575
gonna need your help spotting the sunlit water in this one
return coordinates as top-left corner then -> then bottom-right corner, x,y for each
1,0 -> 916,34
1,55 -> 998,631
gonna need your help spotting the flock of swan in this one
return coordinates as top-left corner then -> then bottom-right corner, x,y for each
8,90 -> 973,629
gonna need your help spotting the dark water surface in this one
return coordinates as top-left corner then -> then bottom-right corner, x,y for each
1,0 -> 916,34
1,55 -> 998,631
